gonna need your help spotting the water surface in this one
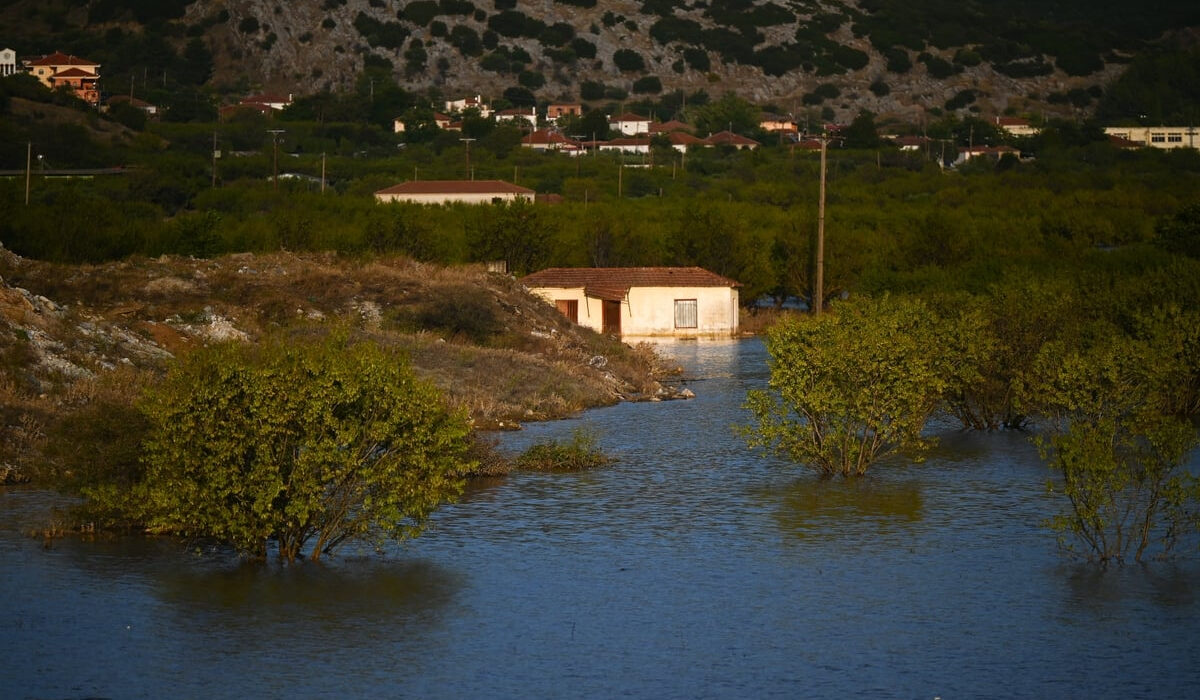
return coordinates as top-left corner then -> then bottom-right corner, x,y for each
2,338 -> 1197,698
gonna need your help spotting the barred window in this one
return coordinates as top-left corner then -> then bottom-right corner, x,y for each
674,299 -> 698,329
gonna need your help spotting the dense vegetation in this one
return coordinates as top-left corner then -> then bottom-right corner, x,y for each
4,66 -> 1200,564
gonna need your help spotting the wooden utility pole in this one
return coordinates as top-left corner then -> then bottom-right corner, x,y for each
814,134 -> 827,315
267,129 -> 285,190
25,141 -> 31,205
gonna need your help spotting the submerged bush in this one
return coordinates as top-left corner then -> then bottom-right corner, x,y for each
515,429 -> 611,471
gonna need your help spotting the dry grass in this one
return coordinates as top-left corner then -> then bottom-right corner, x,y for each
1,250 -> 676,482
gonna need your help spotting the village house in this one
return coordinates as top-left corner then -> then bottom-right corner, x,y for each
521,129 -> 583,154
522,267 -> 741,338
648,120 -> 693,134
610,112 -> 651,136
890,135 -> 932,151
105,95 -> 158,117
598,137 -> 651,155
241,93 -> 293,111
1103,126 -> 1199,150
23,51 -> 100,106
546,103 -> 582,122
495,106 -> 537,129
445,94 -> 492,117
666,131 -> 707,153
706,131 -> 761,150
995,116 -> 1040,137
953,145 -> 1020,165
0,48 -> 16,77
374,179 -> 534,205
760,113 -> 798,133
394,112 -> 452,133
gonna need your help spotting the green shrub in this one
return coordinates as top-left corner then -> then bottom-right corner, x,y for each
515,429 -> 611,471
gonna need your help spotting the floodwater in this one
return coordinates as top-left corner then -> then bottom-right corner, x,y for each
2,338 -> 1198,699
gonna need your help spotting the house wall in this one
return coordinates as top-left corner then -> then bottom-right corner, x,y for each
375,191 -> 529,204
614,121 -> 650,136
528,285 -> 739,337
1103,126 -> 1199,150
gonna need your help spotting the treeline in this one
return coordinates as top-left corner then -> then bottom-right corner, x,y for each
4,127 -> 1200,306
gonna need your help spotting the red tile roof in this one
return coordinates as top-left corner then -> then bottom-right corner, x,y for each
706,130 -> 761,147
667,132 -> 706,146
610,113 -> 650,123
27,51 -> 98,67
648,120 -> 692,133
51,67 -> 98,78
375,179 -> 534,195
522,267 -> 741,293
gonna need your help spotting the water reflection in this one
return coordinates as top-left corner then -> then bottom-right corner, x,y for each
767,477 -> 925,542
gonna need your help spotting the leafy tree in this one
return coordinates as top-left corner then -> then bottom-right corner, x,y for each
744,295 -> 953,477
692,93 -> 760,135
841,111 -> 880,149
1017,315 -> 1200,564
109,334 -> 472,563
1155,203 -> 1200,259
467,199 -> 551,274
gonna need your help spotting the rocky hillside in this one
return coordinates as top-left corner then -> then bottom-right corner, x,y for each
0,245 -> 683,483
5,0 -> 1199,122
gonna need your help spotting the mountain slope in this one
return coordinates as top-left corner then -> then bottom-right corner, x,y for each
4,0 -> 1200,121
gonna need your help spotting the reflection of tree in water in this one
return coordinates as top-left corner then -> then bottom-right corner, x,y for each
154,557 -> 463,648
770,479 -> 925,542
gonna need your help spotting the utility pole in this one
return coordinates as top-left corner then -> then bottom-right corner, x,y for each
320,152 -> 326,193
267,129 -> 285,190
25,141 -> 31,205
814,133 -> 828,316
459,137 -> 475,179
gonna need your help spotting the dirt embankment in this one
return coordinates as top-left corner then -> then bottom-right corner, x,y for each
0,247 -> 684,483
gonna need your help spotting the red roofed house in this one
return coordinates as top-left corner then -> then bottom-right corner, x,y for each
521,129 -> 583,154
521,267 -> 741,338
547,103 -> 582,122
648,120 -> 693,134
610,113 -> 651,136
598,136 -> 651,154
954,145 -> 1020,166
994,116 -> 1039,137
496,107 -> 537,129
705,130 -> 761,150
374,179 -> 534,205
24,51 -> 100,105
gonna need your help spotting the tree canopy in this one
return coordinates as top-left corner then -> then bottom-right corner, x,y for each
103,333 -> 473,563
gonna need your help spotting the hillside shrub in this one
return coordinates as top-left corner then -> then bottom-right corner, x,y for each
613,48 -> 646,72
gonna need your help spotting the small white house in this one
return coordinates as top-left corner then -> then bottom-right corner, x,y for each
522,267 -> 741,338
610,112 -> 651,136
374,180 -> 534,205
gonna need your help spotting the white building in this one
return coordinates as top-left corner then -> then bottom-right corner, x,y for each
0,48 -> 16,77
374,179 -> 534,205
1103,126 -> 1199,150
445,94 -> 492,118
522,267 -> 741,338
609,112 -> 651,136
